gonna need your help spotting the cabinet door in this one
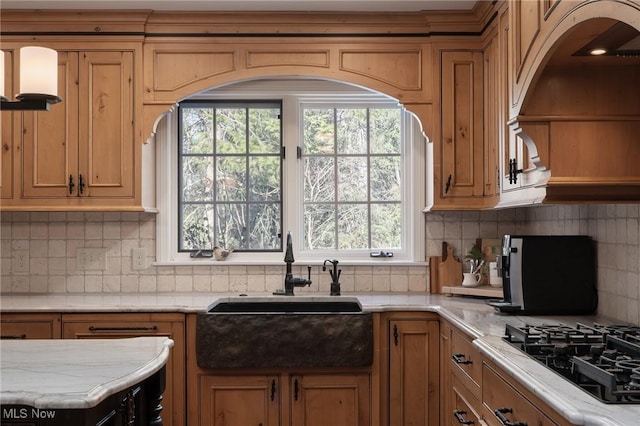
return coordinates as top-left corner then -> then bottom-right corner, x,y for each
78,50 -> 135,199
61,313 -> 185,426
21,51 -> 79,199
290,374 -> 370,426
389,319 -> 440,426
1,48 -> 17,200
0,313 -> 61,339
440,50 -> 484,199
199,375 -> 280,426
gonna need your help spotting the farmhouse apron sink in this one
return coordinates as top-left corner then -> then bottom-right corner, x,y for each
196,296 -> 373,369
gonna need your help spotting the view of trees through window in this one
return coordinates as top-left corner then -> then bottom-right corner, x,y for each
179,101 -> 283,252
178,100 -> 403,254
302,106 -> 402,251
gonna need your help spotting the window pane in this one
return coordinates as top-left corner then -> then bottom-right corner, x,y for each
182,108 -> 214,154
182,157 -> 214,202
216,157 -> 247,201
371,203 -> 401,248
181,204 -> 214,249
249,108 -> 281,153
370,109 -> 401,154
304,108 -> 334,154
216,108 -> 247,154
304,157 -> 335,202
215,203 -> 246,249
304,204 -> 335,250
249,203 -> 281,250
337,108 -> 367,154
370,156 -> 401,201
338,157 -> 367,202
249,156 -> 280,201
337,204 -> 368,249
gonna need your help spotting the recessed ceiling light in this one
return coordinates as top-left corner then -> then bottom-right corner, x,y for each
589,48 -> 608,55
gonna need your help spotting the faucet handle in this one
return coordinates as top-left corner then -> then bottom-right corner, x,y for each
307,265 -> 312,280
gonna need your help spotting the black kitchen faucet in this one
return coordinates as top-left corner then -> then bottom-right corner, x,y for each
280,232 -> 312,296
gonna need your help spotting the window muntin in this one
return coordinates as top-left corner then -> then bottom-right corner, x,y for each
178,101 -> 283,252
301,105 -> 402,251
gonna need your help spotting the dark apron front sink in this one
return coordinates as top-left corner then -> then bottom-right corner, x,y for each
197,297 -> 373,369
207,296 -> 363,313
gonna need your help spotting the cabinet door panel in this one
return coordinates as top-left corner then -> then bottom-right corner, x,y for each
22,51 -> 78,198
199,375 -> 280,426
1,48 -> 17,199
78,50 -> 134,198
290,374 -> 370,426
440,50 -> 484,198
389,319 -> 439,426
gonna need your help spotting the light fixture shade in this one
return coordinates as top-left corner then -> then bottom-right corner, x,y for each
18,46 -> 58,99
0,51 -> 6,101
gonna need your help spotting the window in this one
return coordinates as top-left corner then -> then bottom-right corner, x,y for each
178,101 -> 283,252
301,106 -> 402,251
155,80 -> 425,264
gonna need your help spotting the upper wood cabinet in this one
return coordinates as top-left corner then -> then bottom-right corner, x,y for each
430,49 -> 491,210
0,43 -> 143,211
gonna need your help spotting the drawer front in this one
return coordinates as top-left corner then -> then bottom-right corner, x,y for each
450,328 -> 482,395
482,363 -> 558,426
450,373 -> 482,426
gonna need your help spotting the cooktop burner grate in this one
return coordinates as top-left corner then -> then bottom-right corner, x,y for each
504,322 -> 640,404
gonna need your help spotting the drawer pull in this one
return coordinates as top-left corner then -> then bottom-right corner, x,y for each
454,410 -> 475,425
494,407 -> 527,426
88,326 -> 158,332
271,379 -> 276,401
393,324 -> 399,346
1,334 -> 27,340
452,353 -> 472,364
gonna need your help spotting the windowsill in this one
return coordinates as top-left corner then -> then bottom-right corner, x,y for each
151,259 -> 428,267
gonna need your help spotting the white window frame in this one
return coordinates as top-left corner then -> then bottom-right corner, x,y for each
154,80 -> 426,265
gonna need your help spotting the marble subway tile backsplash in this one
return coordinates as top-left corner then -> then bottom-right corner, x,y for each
1,204 -> 639,325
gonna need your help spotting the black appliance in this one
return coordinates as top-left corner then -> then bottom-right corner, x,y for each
489,235 -> 597,315
504,322 -> 640,404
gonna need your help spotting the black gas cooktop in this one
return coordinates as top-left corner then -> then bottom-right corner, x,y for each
504,322 -> 640,404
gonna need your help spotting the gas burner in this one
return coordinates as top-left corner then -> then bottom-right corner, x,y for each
504,322 -> 640,404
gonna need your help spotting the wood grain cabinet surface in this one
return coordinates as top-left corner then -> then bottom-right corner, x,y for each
61,313 -> 185,426
385,314 -> 440,426
0,44 -> 140,211
0,313 -> 62,340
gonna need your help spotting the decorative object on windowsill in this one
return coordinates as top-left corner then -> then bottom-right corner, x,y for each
213,246 -> 234,261
0,46 -> 62,111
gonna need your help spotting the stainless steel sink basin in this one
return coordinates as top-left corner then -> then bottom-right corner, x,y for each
206,296 -> 363,313
197,296 -> 373,369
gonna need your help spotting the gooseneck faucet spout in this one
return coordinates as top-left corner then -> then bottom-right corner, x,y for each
323,259 -> 341,296
282,232 -> 312,296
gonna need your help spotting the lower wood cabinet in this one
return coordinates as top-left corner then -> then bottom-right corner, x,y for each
61,313 -> 185,426
0,313 -> 62,339
198,373 -> 370,426
384,313 -> 440,426
482,361 -> 560,426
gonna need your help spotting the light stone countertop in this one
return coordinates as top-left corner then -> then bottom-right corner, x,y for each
1,292 -> 639,425
0,336 -> 174,409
